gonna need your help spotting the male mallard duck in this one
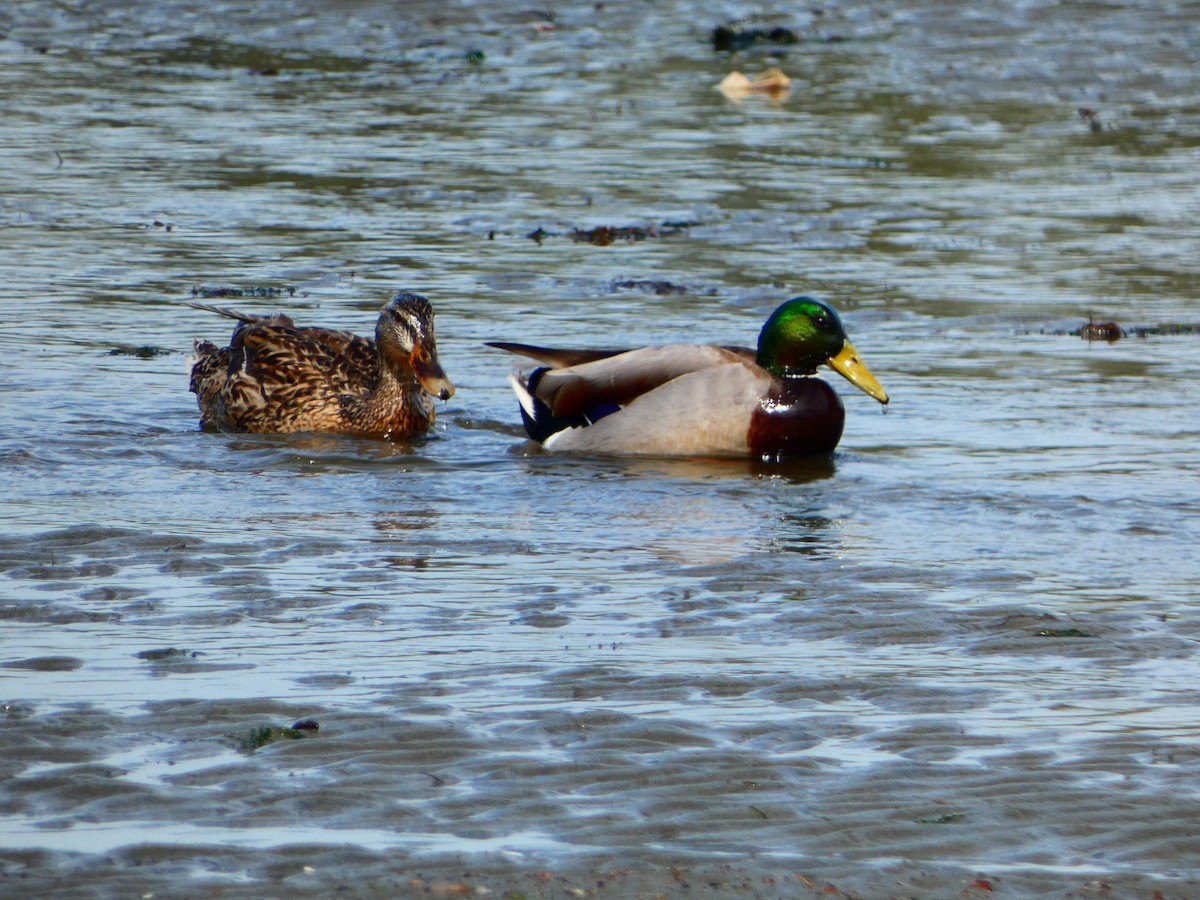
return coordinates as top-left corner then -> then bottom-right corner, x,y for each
487,296 -> 887,460
190,292 -> 454,440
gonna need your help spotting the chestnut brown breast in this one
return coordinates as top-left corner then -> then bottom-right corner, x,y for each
748,378 -> 845,460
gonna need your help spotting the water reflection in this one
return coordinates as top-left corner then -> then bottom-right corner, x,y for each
214,431 -> 449,470
750,454 -> 837,484
503,441 -> 839,484
770,512 -> 842,557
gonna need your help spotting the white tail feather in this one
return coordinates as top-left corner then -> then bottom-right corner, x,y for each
507,372 -> 540,420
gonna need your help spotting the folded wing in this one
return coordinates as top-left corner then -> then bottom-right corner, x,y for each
494,344 -> 752,417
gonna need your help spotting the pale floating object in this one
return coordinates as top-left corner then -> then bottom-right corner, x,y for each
718,67 -> 792,101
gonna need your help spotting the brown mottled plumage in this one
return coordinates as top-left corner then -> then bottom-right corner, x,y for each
189,292 -> 454,440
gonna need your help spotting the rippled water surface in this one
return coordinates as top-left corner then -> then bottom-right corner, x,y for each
2,1 -> 1199,896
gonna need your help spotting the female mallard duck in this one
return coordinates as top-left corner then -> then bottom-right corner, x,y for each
487,296 -> 887,460
190,292 -> 454,440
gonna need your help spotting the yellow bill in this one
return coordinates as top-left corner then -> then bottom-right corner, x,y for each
827,340 -> 889,404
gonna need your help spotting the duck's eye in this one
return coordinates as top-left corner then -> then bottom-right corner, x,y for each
391,311 -> 418,332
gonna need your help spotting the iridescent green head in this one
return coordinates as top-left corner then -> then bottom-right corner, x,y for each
756,297 -> 889,404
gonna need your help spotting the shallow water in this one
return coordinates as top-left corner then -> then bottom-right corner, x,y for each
2,1 -> 1200,896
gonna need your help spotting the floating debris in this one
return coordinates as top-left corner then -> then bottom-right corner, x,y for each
609,279 -> 689,295
1078,107 -> 1103,132
1,656 -> 83,671
1038,320 -> 1200,339
917,811 -> 966,825
192,285 -> 297,298
136,647 -> 201,661
1076,317 -> 1122,342
108,344 -> 167,358
1124,323 -> 1200,337
525,222 -> 698,245
229,724 -> 315,753
718,67 -> 792,101
711,23 -> 799,53
1037,628 -> 1091,638
571,222 -> 695,245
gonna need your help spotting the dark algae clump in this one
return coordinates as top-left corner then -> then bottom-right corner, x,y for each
229,724 -> 316,752
711,23 -> 799,53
